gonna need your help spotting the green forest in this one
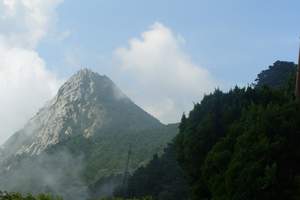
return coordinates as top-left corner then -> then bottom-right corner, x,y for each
1,60 -> 300,200
113,61 -> 300,200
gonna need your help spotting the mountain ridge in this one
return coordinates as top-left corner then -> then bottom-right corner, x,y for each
1,68 -> 163,158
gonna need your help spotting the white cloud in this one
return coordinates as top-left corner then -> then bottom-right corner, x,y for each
114,22 -> 217,123
0,0 -> 63,144
0,0 -> 63,48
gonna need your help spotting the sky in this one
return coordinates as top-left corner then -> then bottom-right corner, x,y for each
0,0 -> 299,144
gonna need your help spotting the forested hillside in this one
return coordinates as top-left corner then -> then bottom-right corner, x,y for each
115,60 -> 300,200
175,61 -> 300,200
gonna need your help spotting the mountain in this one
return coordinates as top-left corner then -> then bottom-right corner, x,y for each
2,69 -> 162,157
0,69 -> 177,199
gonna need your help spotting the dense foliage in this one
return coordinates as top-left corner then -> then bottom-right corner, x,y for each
255,61 -> 296,88
0,191 -> 62,200
115,143 -> 188,200
176,65 -> 300,199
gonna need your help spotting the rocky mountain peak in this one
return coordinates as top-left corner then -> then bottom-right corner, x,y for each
68,68 -> 107,85
56,68 -> 116,103
2,69 -> 162,156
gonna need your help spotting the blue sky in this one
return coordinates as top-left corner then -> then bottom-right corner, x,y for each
0,0 -> 299,143
40,0 -> 300,84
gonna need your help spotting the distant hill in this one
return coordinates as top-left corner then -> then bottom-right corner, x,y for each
0,69 -> 177,200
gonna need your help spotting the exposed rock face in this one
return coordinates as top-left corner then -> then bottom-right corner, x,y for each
2,69 -> 162,157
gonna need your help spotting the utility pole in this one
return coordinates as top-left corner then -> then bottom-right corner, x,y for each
121,144 -> 132,196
